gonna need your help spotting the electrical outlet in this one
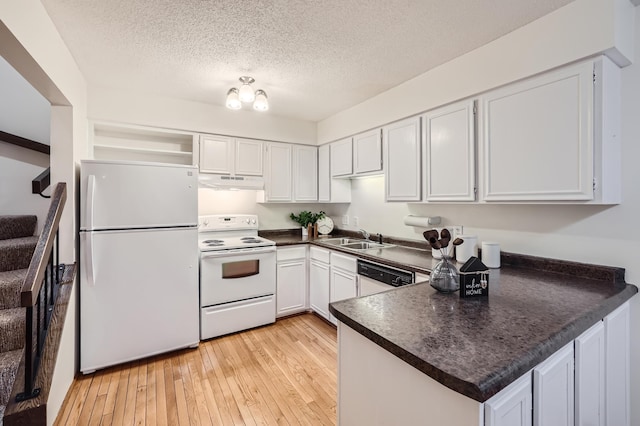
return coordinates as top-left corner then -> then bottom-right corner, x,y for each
353,216 -> 359,228
448,225 -> 463,238
342,215 -> 349,226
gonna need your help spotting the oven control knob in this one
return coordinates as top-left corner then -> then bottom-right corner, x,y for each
251,219 -> 256,224
245,218 -> 250,224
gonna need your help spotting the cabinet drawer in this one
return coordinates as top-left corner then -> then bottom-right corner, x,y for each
277,246 -> 306,262
331,252 -> 357,272
310,246 -> 331,263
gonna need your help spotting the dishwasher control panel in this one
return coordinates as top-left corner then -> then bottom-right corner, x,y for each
357,260 -> 414,287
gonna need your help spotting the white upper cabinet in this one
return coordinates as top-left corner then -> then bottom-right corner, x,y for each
480,56 -> 620,203
331,137 -> 353,177
319,144 -> 351,203
353,129 -> 383,175
90,122 -> 196,166
293,145 -> 318,201
199,135 -> 263,176
263,142 -> 292,202
384,116 -> 421,201
424,100 -> 476,201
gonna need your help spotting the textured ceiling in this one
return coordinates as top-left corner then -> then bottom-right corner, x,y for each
41,0 -> 573,122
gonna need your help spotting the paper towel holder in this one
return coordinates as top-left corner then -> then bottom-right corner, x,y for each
403,215 -> 441,227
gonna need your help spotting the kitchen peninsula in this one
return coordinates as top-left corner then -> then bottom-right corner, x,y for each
329,257 -> 636,425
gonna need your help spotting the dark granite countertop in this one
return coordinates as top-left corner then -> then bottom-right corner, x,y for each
330,267 -> 636,402
261,228 -> 638,403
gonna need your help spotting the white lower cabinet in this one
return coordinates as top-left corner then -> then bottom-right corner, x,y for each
533,343 -> 574,426
575,321 -> 605,426
329,252 -> 357,325
276,246 -> 307,318
604,302 -> 630,426
309,247 -> 331,320
485,372 -> 532,426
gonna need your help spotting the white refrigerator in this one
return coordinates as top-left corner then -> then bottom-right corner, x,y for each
80,159 -> 199,374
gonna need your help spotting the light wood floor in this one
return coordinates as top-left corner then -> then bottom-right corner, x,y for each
55,313 -> 337,426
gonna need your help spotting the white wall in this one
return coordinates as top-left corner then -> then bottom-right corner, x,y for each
0,0 -> 88,424
0,55 -> 51,232
318,0 -> 634,144
88,86 -> 317,145
198,188 -> 345,230
318,1 -> 640,424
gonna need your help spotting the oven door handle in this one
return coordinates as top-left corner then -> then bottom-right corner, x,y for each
200,248 -> 275,258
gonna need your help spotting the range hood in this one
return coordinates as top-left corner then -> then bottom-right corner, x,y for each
198,174 -> 265,190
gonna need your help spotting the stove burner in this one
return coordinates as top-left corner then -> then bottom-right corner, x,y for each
202,239 -> 225,247
241,238 -> 262,244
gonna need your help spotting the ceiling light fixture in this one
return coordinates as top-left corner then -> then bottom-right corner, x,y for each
226,76 -> 269,111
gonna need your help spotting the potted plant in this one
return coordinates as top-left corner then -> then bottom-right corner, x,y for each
290,211 -> 325,237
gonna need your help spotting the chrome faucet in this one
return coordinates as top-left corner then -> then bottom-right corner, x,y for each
359,229 -> 370,240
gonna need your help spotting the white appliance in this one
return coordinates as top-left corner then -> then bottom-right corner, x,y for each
79,159 -> 199,374
198,214 -> 276,340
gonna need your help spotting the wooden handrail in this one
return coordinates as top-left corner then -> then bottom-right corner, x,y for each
0,130 -> 50,155
21,183 -> 66,307
32,167 -> 51,196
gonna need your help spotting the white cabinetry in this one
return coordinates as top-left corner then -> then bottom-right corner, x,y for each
318,144 -> 351,202
199,135 -> 263,175
384,116 -> 421,201
481,56 -> 620,203
309,247 -> 331,320
263,142 -> 292,202
276,246 -> 307,318
90,122 -> 195,165
353,129 -> 383,175
329,252 -> 357,325
331,138 -> 353,177
485,372 -> 532,426
604,301 -> 630,426
533,343 -> 574,426
424,100 -> 476,201
293,145 -> 318,201
575,321 -> 605,426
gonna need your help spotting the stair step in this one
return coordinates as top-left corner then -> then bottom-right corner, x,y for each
0,308 -> 25,354
0,349 -> 22,407
0,216 -> 37,241
0,236 -> 38,273
0,269 -> 26,310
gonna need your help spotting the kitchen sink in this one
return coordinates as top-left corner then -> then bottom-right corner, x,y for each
321,237 -> 394,250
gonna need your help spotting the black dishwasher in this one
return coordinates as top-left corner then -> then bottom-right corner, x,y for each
357,260 -> 414,296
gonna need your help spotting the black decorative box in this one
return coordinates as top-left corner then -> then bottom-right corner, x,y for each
459,256 -> 489,298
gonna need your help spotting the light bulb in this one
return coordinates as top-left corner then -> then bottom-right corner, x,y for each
253,90 -> 269,111
226,88 -> 241,110
238,76 -> 255,102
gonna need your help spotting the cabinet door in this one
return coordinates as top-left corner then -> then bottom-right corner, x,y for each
575,321 -> 605,426
353,129 -> 382,174
604,302 -> 630,426
318,144 -> 331,202
425,100 -> 476,201
331,138 -> 353,176
235,138 -> 263,176
294,145 -> 318,201
309,260 -> 330,320
384,116 -> 421,201
329,268 -> 357,325
533,343 -> 574,426
199,135 -> 234,174
485,373 -> 532,426
276,260 -> 307,318
265,142 -> 292,201
482,61 -> 593,201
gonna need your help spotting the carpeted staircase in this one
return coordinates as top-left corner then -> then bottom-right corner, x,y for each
0,215 -> 38,425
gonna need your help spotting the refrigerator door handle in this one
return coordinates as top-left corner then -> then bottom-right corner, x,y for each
86,174 -> 96,230
85,232 -> 96,287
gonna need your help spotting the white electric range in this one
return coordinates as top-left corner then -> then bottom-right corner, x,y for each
198,214 -> 276,340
